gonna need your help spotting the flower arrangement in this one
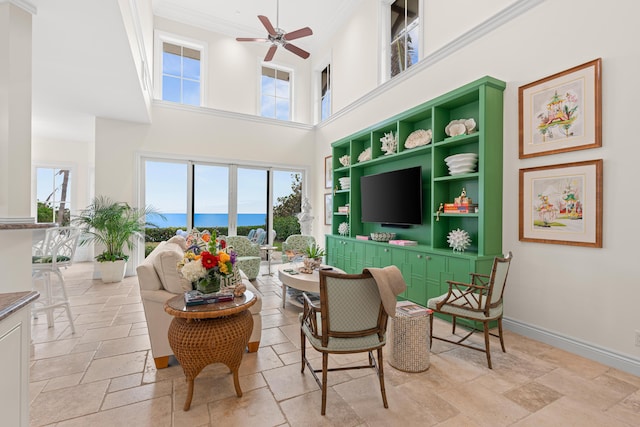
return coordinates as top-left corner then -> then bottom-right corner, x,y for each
177,230 -> 237,294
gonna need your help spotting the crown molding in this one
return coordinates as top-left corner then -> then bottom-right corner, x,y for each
153,100 -> 314,131
0,0 -> 36,14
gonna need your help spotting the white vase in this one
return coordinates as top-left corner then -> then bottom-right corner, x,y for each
98,259 -> 127,283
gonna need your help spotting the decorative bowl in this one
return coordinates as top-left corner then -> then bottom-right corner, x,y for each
370,232 -> 396,242
445,153 -> 478,163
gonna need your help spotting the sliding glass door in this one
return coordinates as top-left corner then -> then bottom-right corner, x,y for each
143,158 -> 304,244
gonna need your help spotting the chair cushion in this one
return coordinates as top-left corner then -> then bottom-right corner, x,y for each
427,290 -> 503,319
152,243 -> 192,294
32,255 -> 71,263
300,312 -> 386,351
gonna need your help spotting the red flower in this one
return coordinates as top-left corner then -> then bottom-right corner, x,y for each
200,251 -> 218,269
219,239 -> 226,249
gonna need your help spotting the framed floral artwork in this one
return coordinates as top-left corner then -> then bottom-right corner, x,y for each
324,156 -> 332,189
519,58 -> 602,158
324,193 -> 332,225
519,159 -> 602,247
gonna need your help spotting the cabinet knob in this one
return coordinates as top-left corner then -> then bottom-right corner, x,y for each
426,256 -> 431,261
384,248 -> 389,252
417,254 -> 422,259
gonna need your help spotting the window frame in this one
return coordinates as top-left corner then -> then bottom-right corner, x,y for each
33,164 -> 74,225
380,0 -> 423,83
319,62 -> 332,122
154,30 -> 208,106
140,156 -> 305,240
257,62 -> 294,121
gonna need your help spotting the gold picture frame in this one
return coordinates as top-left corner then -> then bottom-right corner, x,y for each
519,58 -> 602,159
519,159 -> 602,247
324,193 -> 332,225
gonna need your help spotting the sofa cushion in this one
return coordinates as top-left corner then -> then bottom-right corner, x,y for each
152,243 -> 192,294
167,235 -> 187,251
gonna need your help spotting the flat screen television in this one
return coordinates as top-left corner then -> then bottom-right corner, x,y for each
360,166 -> 423,226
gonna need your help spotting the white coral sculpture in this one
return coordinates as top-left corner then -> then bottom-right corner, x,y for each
358,147 -> 372,163
339,155 -> 350,167
405,129 -> 432,149
338,222 -> 349,236
380,131 -> 398,155
447,228 -> 471,252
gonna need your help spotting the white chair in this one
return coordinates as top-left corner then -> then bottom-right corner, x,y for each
31,226 -> 81,333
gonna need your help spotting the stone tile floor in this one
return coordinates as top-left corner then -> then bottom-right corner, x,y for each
29,262 -> 640,426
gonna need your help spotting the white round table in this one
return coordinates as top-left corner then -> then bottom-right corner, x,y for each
277,262 -> 344,308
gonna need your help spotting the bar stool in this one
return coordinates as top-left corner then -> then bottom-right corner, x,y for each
31,226 -> 80,333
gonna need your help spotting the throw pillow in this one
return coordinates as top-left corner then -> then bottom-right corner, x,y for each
152,245 -> 192,293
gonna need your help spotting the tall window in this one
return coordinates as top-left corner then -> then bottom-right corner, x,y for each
390,0 -> 420,78
35,167 -> 71,225
162,42 -> 201,105
261,66 -> 291,120
320,64 -> 331,121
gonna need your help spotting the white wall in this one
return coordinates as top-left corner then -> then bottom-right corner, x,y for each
95,104 -> 315,274
314,0 -> 640,371
154,17 -> 313,123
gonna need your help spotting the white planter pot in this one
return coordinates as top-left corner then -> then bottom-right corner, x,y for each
98,259 -> 127,283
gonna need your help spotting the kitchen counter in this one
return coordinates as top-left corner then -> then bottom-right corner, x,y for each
0,291 -> 39,322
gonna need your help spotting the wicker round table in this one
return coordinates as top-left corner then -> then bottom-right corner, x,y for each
164,291 -> 256,411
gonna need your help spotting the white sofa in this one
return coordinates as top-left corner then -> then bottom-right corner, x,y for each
137,237 -> 262,369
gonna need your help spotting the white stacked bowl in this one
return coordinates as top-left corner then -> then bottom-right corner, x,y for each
445,153 -> 478,175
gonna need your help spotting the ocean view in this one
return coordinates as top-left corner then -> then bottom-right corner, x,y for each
147,213 -> 266,228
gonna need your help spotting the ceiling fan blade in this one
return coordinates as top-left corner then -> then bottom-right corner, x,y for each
258,15 -> 277,36
236,37 -> 269,42
264,45 -> 278,62
283,27 -> 313,41
284,43 -> 310,59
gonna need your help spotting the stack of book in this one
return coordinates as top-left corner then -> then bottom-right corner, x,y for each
338,206 -> 349,214
184,290 -> 234,306
443,203 -> 478,214
396,300 -> 431,316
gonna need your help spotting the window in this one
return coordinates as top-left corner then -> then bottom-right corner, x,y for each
154,32 -> 206,106
320,64 -> 331,121
35,167 -> 71,225
390,0 -> 420,78
143,158 -> 303,243
261,66 -> 291,120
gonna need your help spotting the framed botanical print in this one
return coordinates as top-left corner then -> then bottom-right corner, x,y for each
519,58 -> 602,158
324,156 -> 332,189
519,159 -> 602,247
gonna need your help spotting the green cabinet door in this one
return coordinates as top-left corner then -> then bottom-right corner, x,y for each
391,249 -> 427,304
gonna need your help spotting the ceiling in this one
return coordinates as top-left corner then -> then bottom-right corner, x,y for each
29,0 -> 362,143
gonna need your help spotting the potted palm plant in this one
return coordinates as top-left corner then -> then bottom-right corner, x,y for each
73,196 -> 162,283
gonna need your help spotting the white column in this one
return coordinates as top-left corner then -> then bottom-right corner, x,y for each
0,1 -> 36,295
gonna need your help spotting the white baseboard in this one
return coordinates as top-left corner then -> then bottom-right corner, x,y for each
503,317 -> 640,377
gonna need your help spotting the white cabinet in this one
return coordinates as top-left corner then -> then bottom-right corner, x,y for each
0,291 -> 38,427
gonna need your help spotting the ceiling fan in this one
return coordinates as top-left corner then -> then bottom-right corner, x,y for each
236,0 -> 313,62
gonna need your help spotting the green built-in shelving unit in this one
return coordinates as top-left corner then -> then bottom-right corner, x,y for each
326,76 -> 505,311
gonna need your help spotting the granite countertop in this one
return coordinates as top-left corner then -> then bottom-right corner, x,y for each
0,223 -> 55,230
0,291 -> 40,322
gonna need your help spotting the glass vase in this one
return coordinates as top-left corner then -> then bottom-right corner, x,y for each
196,273 -> 221,294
